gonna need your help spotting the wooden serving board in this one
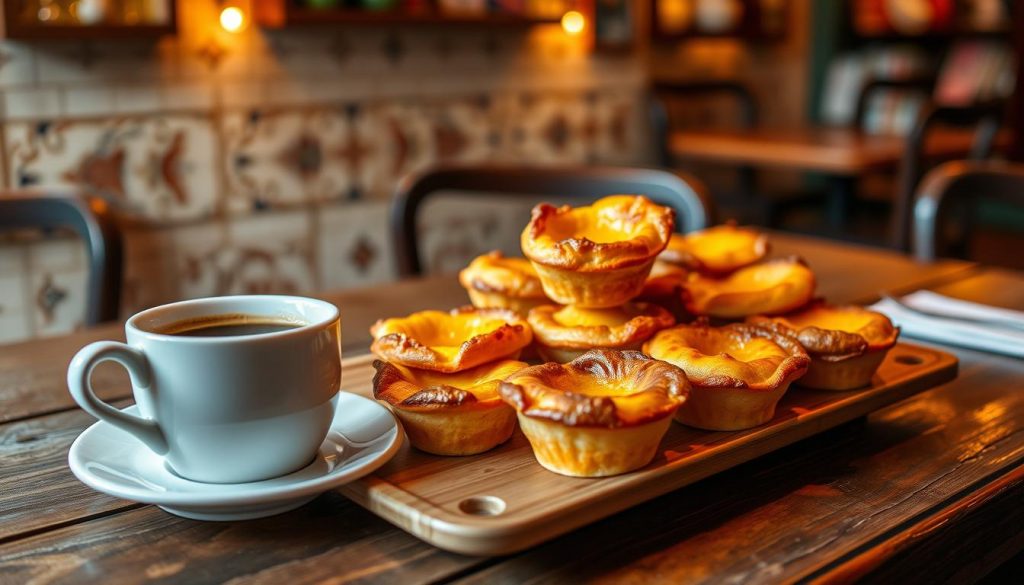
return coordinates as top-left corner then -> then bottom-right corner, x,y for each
337,343 -> 957,556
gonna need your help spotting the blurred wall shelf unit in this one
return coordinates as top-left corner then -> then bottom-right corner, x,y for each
850,0 -> 1011,41
650,0 -> 788,42
812,0 -> 1014,134
254,0 -> 566,27
0,0 -> 176,40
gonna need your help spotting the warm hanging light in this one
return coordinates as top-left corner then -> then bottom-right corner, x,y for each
220,4 -> 247,33
561,10 -> 586,35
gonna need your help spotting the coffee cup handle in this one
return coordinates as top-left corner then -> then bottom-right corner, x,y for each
67,341 -> 168,455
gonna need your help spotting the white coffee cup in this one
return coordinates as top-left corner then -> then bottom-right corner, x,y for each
68,295 -> 342,484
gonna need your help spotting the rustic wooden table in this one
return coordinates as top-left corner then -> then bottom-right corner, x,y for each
2,233 -> 1021,583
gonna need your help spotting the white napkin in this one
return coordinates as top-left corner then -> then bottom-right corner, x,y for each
870,290 -> 1024,358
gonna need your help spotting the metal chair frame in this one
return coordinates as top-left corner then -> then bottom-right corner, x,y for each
0,193 -> 123,324
391,164 -> 713,277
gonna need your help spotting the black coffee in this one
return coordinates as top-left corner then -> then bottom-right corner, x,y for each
158,314 -> 305,337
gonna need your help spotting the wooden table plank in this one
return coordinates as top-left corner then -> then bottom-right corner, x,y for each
0,402 -> 140,543
668,127 -> 1005,174
0,494 -> 485,585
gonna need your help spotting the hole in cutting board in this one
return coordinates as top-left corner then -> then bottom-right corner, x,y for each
459,496 -> 506,516
894,355 -> 923,366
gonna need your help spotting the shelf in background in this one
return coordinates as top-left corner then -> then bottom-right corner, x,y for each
0,0 -> 177,40
256,3 -> 561,28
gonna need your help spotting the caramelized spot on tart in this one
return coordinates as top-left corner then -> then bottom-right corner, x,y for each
750,302 -> 899,359
370,306 -> 532,372
372,359 -> 528,411
644,321 -> 809,390
499,349 -> 689,427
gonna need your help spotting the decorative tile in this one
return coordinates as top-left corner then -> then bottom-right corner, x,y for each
0,41 -> 36,89
114,85 -> 163,114
426,97 -> 501,164
63,86 -> 117,117
5,114 -> 219,223
170,220 -> 228,300
2,88 -> 62,120
500,92 -> 591,165
417,196 -> 534,275
25,236 -> 89,337
221,105 -> 393,213
0,242 -> 32,343
316,201 -> 395,290
223,210 -> 317,295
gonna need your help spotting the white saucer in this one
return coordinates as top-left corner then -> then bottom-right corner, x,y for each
68,392 -> 403,521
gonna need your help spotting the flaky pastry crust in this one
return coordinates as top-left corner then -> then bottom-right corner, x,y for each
370,306 -> 532,373
521,195 -> 674,272
499,349 -> 689,428
644,321 -> 809,430
528,303 -> 675,363
644,321 -> 809,390
520,195 -> 674,308
748,303 -> 899,391
682,257 -> 816,318
660,224 -> 769,275
372,359 -> 527,455
500,349 -> 689,477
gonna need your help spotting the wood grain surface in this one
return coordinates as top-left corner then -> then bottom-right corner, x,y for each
1,233 -> 1021,584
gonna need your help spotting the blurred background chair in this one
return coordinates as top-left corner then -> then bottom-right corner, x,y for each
649,80 -> 762,223
913,160 -> 1024,266
892,101 -> 1006,251
392,165 -> 712,277
0,193 -> 122,325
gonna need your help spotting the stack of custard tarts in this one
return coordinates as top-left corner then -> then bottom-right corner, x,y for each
371,196 -> 902,479
370,306 -> 533,456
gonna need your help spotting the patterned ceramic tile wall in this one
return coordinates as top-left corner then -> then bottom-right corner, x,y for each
0,1 -> 649,343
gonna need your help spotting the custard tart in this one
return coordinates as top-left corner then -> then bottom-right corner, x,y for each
749,303 -> 899,391
528,302 -> 675,363
682,257 -> 816,319
458,251 -> 549,314
644,322 -> 809,431
660,224 -> 769,275
500,349 -> 689,477
370,307 -> 532,373
373,359 -> 527,455
521,195 -> 674,308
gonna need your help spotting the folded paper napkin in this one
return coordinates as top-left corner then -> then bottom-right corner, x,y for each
871,290 -> 1024,358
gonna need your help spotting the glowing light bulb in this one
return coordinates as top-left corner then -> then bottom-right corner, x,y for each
220,6 -> 246,33
561,10 -> 585,35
